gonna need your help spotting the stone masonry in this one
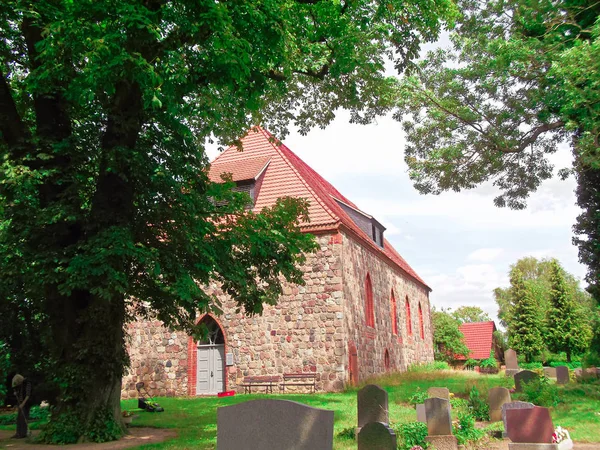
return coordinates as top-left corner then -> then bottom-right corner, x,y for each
122,231 -> 434,398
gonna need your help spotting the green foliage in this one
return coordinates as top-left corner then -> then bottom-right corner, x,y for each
0,406 -> 49,425
546,261 -> 593,362
431,309 -> 470,362
394,421 -> 429,450
508,269 -> 545,362
409,387 -> 429,406
0,0 -> 457,441
336,426 -> 356,441
449,397 -> 469,413
453,412 -> 485,445
407,361 -> 451,372
39,408 -> 122,444
451,306 -> 490,324
464,358 -> 478,369
0,342 -> 8,404
467,385 -> 489,421
518,378 -> 561,408
479,351 -> 498,370
520,362 -> 544,370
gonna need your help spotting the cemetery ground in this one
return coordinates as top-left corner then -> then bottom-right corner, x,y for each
0,367 -> 599,449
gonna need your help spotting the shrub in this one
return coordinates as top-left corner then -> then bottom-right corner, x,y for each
467,385 -> 489,421
549,361 -> 581,370
450,397 -> 469,414
454,412 -> 485,445
394,421 -> 429,450
479,351 -> 498,371
464,358 -> 478,369
409,387 -> 429,406
336,426 -> 355,440
407,361 -> 451,373
0,405 -> 49,425
519,378 -> 561,407
520,362 -> 544,370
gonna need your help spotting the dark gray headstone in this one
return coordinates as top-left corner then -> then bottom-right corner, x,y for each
425,397 -> 452,436
556,366 -> 569,384
217,399 -> 334,450
358,421 -> 397,450
543,367 -> 556,378
416,403 -> 426,423
506,406 -> 554,443
514,370 -> 539,392
358,385 -> 389,428
501,401 -> 534,438
505,349 -> 518,370
488,387 -> 511,422
427,387 -> 450,400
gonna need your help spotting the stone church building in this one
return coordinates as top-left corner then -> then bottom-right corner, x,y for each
121,127 -> 434,398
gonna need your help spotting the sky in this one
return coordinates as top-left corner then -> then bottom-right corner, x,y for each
206,114 -> 586,323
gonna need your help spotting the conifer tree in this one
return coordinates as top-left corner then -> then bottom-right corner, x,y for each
546,260 -> 593,362
508,269 -> 544,363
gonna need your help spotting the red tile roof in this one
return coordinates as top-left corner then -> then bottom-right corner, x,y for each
209,156 -> 271,183
209,127 -> 429,290
457,321 -> 497,360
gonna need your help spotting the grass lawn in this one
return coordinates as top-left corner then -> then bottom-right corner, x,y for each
2,368 -> 599,449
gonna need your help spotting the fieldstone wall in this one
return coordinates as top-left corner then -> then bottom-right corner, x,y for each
121,320 -> 189,399
340,230 -> 434,382
204,233 -> 346,393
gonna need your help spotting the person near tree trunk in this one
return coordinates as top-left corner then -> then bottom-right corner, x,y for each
12,374 -> 32,439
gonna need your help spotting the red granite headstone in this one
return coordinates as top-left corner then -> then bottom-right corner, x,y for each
506,406 -> 554,443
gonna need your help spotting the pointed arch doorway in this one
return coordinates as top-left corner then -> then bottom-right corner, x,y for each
196,315 -> 225,395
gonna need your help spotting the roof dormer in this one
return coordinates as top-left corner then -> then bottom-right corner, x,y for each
208,156 -> 271,207
333,198 -> 386,248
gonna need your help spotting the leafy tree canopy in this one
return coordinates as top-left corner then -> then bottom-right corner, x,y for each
432,308 -> 470,362
0,0 -> 457,442
451,306 -> 490,323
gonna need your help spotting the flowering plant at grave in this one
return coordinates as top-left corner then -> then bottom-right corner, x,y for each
552,426 -> 571,443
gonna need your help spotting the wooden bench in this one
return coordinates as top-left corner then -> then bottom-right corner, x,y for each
280,373 -> 317,393
240,376 -> 280,394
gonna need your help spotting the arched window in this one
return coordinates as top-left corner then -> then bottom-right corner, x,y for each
365,273 -> 375,327
405,296 -> 412,336
419,303 -> 425,339
391,290 -> 398,335
384,349 -> 390,371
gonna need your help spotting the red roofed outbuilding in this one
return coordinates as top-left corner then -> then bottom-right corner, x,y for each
453,321 -> 503,369
122,127 -> 434,397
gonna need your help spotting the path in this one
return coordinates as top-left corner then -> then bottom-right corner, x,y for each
0,428 -> 176,449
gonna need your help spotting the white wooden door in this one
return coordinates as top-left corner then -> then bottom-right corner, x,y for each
197,344 -> 225,394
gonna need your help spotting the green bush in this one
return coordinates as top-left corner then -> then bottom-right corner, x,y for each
394,421 -> 429,450
548,361 -> 581,369
0,405 -> 49,425
450,397 -> 469,414
453,412 -> 485,445
520,362 -> 544,370
336,427 -> 355,440
464,358 -> 478,369
467,385 -> 489,421
479,351 -> 498,369
519,378 -> 561,407
409,387 -> 429,406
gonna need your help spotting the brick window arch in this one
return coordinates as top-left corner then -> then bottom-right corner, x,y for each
365,273 -> 375,327
419,303 -> 425,339
405,296 -> 412,336
391,289 -> 398,335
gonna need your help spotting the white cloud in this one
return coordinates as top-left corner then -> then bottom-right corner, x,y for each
468,248 -> 504,262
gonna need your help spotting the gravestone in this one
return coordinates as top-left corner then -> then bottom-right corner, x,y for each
358,421 -> 397,450
217,399 -> 334,450
505,349 -> 519,376
501,401 -> 535,438
416,404 -> 427,423
573,368 -> 582,380
488,387 -> 511,422
425,397 -> 452,436
543,367 -> 557,378
358,385 -> 389,429
514,370 -> 538,392
556,366 -> 569,384
427,387 -> 450,400
506,406 -> 554,443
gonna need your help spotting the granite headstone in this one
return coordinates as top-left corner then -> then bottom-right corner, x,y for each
505,349 -> 519,376
416,404 -> 427,423
556,366 -> 569,384
506,406 -> 554,444
514,370 -> 539,392
425,397 -> 452,436
488,387 -> 511,422
427,387 -> 450,400
501,401 -> 535,438
217,399 -> 334,450
358,384 -> 389,429
358,421 -> 397,450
